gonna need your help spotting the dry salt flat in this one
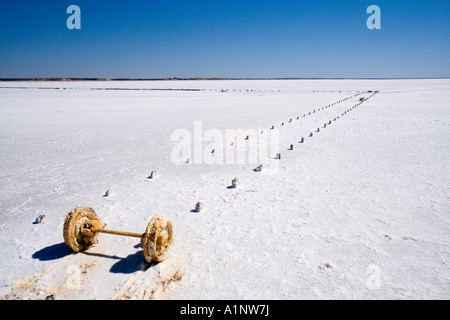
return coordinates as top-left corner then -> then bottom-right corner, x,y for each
0,79 -> 448,300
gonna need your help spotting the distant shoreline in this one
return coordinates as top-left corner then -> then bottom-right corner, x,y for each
0,77 -> 449,82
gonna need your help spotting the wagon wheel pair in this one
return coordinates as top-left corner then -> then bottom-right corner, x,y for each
63,206 -> 174,263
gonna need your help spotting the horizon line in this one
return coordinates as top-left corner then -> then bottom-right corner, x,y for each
0,77 -> 449,82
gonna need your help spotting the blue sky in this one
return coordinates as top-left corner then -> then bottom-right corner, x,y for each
0,0 -> 449,78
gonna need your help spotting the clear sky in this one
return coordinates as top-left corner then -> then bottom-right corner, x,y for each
0,0 -> 449,78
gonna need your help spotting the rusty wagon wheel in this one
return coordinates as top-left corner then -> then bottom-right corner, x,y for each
63,206 -> 103,252
143,215 -> 174,263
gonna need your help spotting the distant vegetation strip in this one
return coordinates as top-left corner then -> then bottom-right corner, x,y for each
0,86 -> 202,91
0,78 -> 223,82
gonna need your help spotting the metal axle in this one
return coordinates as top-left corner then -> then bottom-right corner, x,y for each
94,228 -> 143,239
